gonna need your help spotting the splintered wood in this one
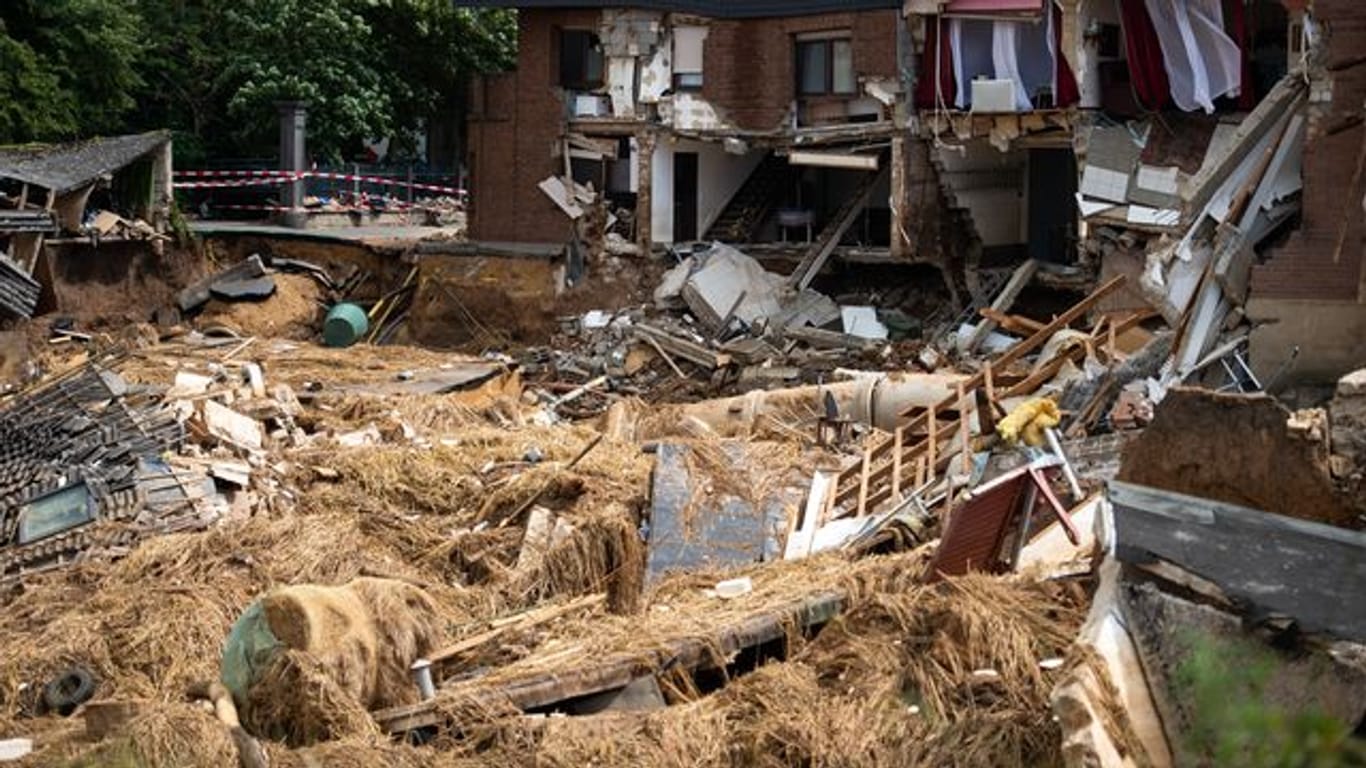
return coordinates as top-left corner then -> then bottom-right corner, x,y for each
832,276 -> 1128,518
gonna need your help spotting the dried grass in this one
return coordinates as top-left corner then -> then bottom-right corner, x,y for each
244,649 -> 381,746
419,565 -> 1086,768
0,511 -> 485,736
508,508 -> 646,615
60,701 -> 238,768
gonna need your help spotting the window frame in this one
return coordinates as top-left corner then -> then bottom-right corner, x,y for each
559,28 -> 605,91
795,35 -> 856,97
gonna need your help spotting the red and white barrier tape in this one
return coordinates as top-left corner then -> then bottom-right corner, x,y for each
173,177 -> 293,189
203,201 -> 418,213
295,171 -> 465,196
174,169 -> 297,178
175,169 -> 466,196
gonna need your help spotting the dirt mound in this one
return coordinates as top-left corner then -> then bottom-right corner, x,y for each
1118,386 -> 1356,527
199,273 -> 323,339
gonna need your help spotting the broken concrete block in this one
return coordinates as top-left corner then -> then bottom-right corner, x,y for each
177,254 -> 266,312
679,244 -> 785,329
336,424 -> 382,448
918,346 -> 943,372
653,256 -> 694,308
515,505 -> 557,573
840,306 -> 888,340
1331,368 -> 1366,473
168,371 -> 214,398
210,461 -> 252,488
202,399 -> 263,451
0,738 -> 32,761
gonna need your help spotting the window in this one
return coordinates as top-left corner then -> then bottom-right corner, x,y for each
797,37 -> 855,96
16,482 -> 95,544
560,29 -> 604,90
673,26 -> 707,91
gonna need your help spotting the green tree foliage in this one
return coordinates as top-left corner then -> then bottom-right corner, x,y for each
0,0 -> 516,162
1175,632 -> 1366,767
218,2 -> 393,161
0,0 -> 145,142
363,1 -> 518,142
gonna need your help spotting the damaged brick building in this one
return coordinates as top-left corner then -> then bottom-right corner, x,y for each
459,0 -> 1366,387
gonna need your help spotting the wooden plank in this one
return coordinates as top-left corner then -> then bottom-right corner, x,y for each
980,309 -> 1047,335
837,276 -> 1128,505
957,382 -> 971,477
965,259 -> 1039,352
784,471 -> 833,560
856,446 -> 872,517
429,594 -> 605,666
926,408 -> 938,482
1182,77 -> 1304,220
787,164 -> 888,291
891,427 -> 903,503
376,590 -> 850,734
633,324 -> 728,369
895,275 -> 1127,423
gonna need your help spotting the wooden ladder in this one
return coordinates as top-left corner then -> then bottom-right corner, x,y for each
830,275 -> 1132,517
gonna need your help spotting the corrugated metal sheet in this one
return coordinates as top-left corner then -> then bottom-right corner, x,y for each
646,443 -> 796,581
925,468 -> 1030,581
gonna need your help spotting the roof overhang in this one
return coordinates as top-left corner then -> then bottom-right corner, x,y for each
454,1 -> 902,19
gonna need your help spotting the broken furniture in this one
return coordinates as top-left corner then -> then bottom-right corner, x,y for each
830,275 -> 1131,520
925,458 -> 1081,581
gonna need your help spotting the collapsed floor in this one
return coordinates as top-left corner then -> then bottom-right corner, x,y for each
0,240 -> 1363,768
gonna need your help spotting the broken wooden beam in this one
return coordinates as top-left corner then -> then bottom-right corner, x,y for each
429,594 -> 605,669
965,259 -> 1039,353
632,324 -> 730,370
780,325 -> 881,352
374,589 -> 848,735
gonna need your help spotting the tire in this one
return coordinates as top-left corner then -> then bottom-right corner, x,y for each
43,666 -> 97,716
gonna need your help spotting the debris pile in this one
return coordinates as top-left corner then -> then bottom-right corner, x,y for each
0,361 -> 204,583
521,242 -> 936,417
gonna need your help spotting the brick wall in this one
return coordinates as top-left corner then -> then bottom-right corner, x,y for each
468,9 -> 599,243
1251,1 -> 1366,303
469,8 -> 902,240
702,10 -> 901,130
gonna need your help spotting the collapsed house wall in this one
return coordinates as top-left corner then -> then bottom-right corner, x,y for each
700,10 -> 901,131
466,6 -> 904,248
467,9 -> 603,244
1246,0 -> 1366,385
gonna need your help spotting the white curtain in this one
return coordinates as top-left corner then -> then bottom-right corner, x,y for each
952,18 -> 997,109
953,9 -> 1056,110
1143,0 -> 1241,112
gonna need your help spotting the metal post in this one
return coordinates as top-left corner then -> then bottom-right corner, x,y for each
276,101 -> 308,228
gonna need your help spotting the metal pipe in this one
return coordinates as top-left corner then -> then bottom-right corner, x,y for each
410,659 -> 436,701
